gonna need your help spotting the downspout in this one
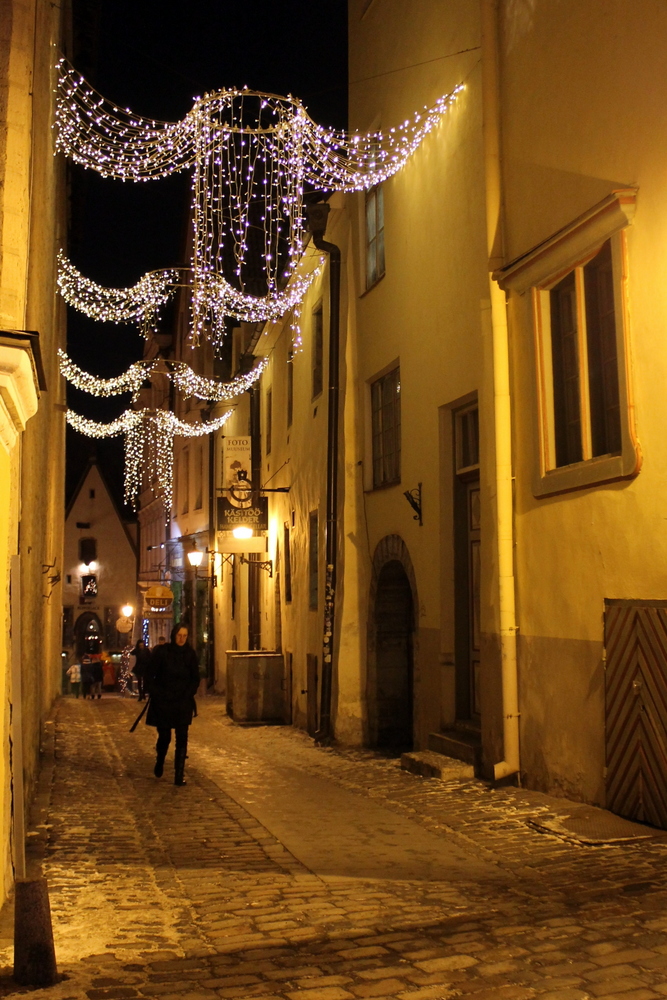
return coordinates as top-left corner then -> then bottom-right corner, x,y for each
207,426 -> 216,686
248,385 -> 261,650
305,202 -> 341,745
481,0 -> 520,781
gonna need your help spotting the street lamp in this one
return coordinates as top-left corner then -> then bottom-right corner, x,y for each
187,545 -> 204,569
121,604 -> 133,618
232,526 -> 253,540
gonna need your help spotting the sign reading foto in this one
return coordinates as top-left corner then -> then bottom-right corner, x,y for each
217,496 -> 268,532
222,436 -> 252,508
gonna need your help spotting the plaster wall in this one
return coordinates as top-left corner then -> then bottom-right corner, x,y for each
0,0 -> 66,901
348,0 -> 498,751
500,0 -> 667,799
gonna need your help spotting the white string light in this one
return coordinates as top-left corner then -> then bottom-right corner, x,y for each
54,59 -> 463,341
58,348 -> 267,400
66,406 -> 233,515
57,252 -> 178,333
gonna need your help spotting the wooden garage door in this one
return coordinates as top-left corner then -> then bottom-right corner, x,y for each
605,600 -> 667,829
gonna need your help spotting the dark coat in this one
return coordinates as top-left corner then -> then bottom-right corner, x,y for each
146,641 -> 199,730
131,645 -> 152,677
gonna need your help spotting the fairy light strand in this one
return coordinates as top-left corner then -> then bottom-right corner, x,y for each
54,59 -> 463,341
66,407 -> 233,514
58,348 -> 268,400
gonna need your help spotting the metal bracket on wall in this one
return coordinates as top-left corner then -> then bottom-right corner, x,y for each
239,555 -> 273,578
403,483 -> 423,526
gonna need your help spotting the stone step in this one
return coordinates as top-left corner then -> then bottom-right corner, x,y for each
428,729 -> 482,767
401,750 -> 474,780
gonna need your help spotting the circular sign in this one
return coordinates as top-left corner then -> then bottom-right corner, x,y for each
116,616 -> 132,633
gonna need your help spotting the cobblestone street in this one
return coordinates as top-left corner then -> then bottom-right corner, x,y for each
3,695 -> 667,1000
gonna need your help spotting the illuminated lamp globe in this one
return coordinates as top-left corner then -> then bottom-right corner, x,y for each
232,526 -> 253,540
121,604 -> 133,618
187,548 -> 204,568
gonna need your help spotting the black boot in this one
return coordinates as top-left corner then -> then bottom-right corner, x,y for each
174,748 -> 187,786
154,733 -> 169,778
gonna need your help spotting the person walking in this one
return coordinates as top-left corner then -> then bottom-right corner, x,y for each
90,656 -> 103,698
146,623 -> 199,786
80,655 -> 94,698
130,639 -> 151,701
66,660 -> 81,698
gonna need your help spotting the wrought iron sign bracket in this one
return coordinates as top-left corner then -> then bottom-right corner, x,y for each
239,555 -> 273,578
403,483 -> 423,526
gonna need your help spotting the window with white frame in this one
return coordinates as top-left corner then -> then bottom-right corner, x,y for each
365,185 -> 385,288
494,190 -> 639,496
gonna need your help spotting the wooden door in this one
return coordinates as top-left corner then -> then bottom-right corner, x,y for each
605,601 -> 667,829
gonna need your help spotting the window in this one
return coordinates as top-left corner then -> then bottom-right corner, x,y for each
366,185 -> 385,288
266,388 -> 273,455
79,537 -> 97,566
194,441 -> 203,510
104,606 -> 122,649
89,488 -> 95,499
62,606 -> 74,647
494,190 -> 639,497
371,366 -> 401,488
455,406 -> 479,475
181,448 -> 189,514
287,351 -> 294,428
81,575 -> 97,599
308,510 -> 318,610
312,304 -> 323,399
284,522 -> 292,603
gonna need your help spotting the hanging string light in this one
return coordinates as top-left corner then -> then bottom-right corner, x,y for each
54,59 -> 463,341
58,348 -> 268,400
66,407 -> 233,514
57,252 -> 178,333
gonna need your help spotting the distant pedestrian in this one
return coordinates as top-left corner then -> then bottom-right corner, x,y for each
66,661 -> 81,698
91,657 -> 103,698
157,636 -> 166,645
146,623 -> 199,786
130,639 -> 151,701
80,655 -> 94,698
102,656 -> 116,691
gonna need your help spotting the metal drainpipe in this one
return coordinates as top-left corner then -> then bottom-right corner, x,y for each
207,426 -> 216,686
306,202 -> 341,746
248,385 -> 261,650
482,0 -> 520,781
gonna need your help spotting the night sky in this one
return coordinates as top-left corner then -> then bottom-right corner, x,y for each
65,0 -> 348,513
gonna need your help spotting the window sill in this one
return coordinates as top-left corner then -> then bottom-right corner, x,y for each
533,447 -> 641,498
359,272 -> 386,298
365,478 -> 401,493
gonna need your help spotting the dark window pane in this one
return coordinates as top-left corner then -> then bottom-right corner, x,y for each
312,306 -> 323,399
266,389 -> 272,455
585,240 -> 622,457
284,523 -> 292,603
550,271 -> 582,466
309,511 -> 318,610
79,537 -> 97,565
371,367 -> 401,488
287,352 -> 293,428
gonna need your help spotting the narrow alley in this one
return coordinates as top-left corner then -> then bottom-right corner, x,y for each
3,696 -> 667,1000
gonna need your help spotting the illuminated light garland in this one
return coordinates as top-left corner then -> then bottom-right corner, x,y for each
54,60 -> 463,340
66,406 -> 233,514
58,348 -> 267,401
57,252 -> 178,332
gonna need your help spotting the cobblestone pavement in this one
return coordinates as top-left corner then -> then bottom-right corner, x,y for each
3,695 -> 667,1000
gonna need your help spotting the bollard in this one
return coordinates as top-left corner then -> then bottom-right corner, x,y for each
13,878 -> 58,986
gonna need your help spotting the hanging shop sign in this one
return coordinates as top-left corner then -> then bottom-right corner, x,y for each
222,436 -> 252,508
144,584 -> 173,612
217,495 -> 268,532
116,616 -> 133,633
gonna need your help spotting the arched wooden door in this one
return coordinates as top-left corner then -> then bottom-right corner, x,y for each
374,560 -> 414,749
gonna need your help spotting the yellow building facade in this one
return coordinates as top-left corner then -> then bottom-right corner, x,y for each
0,0 -> 67,898
200,0 -> 667,822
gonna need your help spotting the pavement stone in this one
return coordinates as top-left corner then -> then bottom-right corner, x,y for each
0,696 -> 666,998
